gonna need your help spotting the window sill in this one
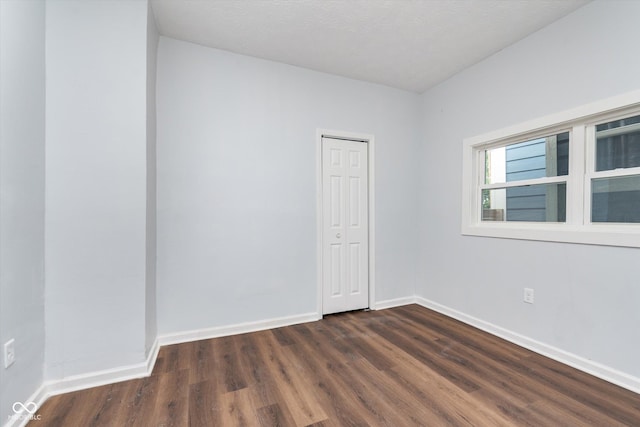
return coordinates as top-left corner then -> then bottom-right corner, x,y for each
462,223 -> 640,248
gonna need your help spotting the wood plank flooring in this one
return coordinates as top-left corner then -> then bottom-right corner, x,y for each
30,305 -> 640,426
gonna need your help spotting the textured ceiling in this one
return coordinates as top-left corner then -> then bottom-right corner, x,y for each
150,0 -> 589,93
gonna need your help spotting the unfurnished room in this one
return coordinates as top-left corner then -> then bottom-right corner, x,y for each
1,0 -> 640,426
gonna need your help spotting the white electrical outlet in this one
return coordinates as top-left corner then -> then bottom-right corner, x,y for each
4,339 -> 15,368
524,288 -> 535,304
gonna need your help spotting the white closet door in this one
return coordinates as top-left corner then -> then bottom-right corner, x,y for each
322,137 -> 369,315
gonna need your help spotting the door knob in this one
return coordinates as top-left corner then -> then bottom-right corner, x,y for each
336,233 -> 341,238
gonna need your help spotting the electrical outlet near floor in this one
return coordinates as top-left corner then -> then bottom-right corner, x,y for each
524,288 -> 535,304
4,339 -> 15,368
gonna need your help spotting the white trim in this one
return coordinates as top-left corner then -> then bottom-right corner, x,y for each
146,337 -> 161,373
5,297 -> 639,427
2,338 -> 160,427
463,222 -> 640,247
158,312 -> 320,346
45,337 -> 159,397
480,175 -> 567,190
3,383 -> 48,427
3,311 -> 321,427
316,129 -> 376,316
316,130 -> 323,317
415,297 -> 640,395
373,296 -> 417,310
591,167 -> 640,180
569,125 -> 586,225
596,122 -> 640,139
462,90 -> 640,248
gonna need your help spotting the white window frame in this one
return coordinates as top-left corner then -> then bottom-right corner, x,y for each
462,90 -> 640,248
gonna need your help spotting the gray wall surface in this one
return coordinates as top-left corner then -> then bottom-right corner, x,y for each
45,0 -> 150,380
418,0 -> 640,379
156,37 -> 421,334
0,0 -> 46,421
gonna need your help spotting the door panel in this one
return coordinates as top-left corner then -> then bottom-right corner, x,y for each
349,177 -> 361,226
330,243 -> 342,296
349,243 -> 361,294
330,176 -> 342,227
322,137 -> 369,315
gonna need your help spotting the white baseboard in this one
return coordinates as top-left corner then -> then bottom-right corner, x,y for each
45,336 -> 160,397
373,296 -> 417,310
3,338 -> 159,427
37,311 -> 320,401
3,383 -> 48,427
4,311 -> 320,426
158,312 -> 321,346
415,296 -> 640,395
6,299 -> 637,427
146,337 -> 161,375
4,311 -> 320,427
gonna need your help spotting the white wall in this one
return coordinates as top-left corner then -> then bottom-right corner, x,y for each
45,0 -> 150,379
145,0 -> 159,358
156,37 -> 421,335
418,0 -> 640,382
0,0 -> 46,421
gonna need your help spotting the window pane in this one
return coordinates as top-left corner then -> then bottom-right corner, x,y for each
591,175 -> 640,223
482,183 -> 566,222
596,114 -> 640,171
484,132 -> 569,184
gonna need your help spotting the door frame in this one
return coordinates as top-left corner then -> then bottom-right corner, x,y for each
316,128 -> 375,317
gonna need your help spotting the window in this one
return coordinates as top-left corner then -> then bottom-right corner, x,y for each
590,115 -> 640,223
462,91 -> 640,248
482,131 -> 569,223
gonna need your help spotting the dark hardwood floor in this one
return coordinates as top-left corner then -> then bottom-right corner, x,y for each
31,304 -> 640,426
